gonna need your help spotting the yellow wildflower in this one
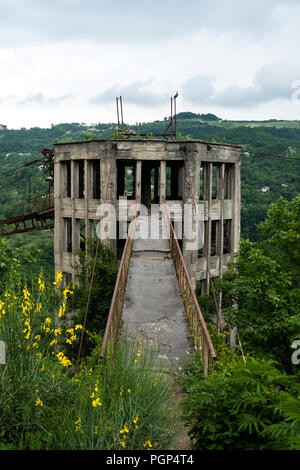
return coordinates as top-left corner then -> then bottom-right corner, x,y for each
35,398 -> 43,407
58,302 -> 66,318
144,440 -> 152,448
53,270 -> 63,286
120,441 -> 126,448
56,351 -> 72,368
92,397 -> 102,407
38,276 -> 45,292
75,416 -> 81,432
120,424 -> 129,434
63,287 -> 73,300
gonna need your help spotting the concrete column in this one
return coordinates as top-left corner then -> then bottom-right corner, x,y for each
136,160 -> 142,205
54,160 -> 62,275
206,163 -> 212,295
84,159 -> 89,246
232,161 -> 241,254
71,160 -> 77,272
160,160 -> 166,205
219,163 -> 225,276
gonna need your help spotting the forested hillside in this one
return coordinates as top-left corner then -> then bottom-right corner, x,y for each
0,115 -> 299,277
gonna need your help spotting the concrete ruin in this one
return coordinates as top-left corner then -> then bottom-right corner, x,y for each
53,139 -> 241,291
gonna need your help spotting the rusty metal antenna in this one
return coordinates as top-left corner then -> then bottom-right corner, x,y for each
116,96 -> 132,136
162,92 -> 178,139
116,97 -> 121,133
115,93 -> 179,140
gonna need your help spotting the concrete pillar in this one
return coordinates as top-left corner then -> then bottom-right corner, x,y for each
160,160 -> 166,205
136,160 -> 142,205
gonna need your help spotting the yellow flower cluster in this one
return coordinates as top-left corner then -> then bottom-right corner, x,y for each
21,286 -> 33,316
23,318 -> 31,340
56,351 -> 72,368
134,344 -> 142,364
74,415 -> 82,433
65,328 -> 77,345
35,398 -> 43,407
38,276 -> 45,293
143,440 -> 152,448
119,422 -> 130,448
133,416 -> 139,430
42,317 -> 52,333
0,300 -> 6,320
91,379 -> 102,407
53,270 -> 63,286
63,286 -> 73,300
58,301 -> 66,319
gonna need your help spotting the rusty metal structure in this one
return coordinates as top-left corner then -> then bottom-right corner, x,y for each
100,212 -> 139,359
162,200 -> 217,375
116,94 -> 179,139
0,149 -> 54,236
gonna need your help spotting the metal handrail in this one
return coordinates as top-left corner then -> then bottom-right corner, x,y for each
100,212 -> 139,358
162,201 -> 217,376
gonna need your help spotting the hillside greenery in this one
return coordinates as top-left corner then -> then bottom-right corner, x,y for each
0,114 -> 300,450
0,115 -> 299,278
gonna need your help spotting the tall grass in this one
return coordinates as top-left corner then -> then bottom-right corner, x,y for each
0,273 -> 177,450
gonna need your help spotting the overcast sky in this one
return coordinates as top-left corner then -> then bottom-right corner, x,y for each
1,0 -> 300,128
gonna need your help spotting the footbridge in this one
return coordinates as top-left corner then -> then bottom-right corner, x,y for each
100,205 -> 217,376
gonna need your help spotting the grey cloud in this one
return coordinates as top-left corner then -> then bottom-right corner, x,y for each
0,93 -> 74,107
90,81 -> 169,107
181,62 -> 300,108
180,76 -> 215,104
0,0 -> 299,46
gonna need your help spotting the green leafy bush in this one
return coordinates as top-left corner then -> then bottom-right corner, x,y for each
69,239 -> 117,356
182,356 -> 300,450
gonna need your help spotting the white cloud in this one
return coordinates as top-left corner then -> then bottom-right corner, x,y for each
1,1 -> 300,127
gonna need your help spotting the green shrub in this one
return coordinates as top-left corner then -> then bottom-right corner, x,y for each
182,356 -> 300,450
69,239 -> 117,356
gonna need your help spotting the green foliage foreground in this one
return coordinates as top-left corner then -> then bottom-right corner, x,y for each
182,195 -> 300,450
182,349 -> 300,450
0,274 -> 176,450
218,196 -> 300,372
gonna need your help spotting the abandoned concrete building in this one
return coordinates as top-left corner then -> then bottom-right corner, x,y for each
53,139 -> 241,292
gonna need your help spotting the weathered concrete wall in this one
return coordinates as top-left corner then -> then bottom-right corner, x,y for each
53,139 -> 241,289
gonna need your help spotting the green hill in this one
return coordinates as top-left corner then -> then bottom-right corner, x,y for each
0,116 -> 299,277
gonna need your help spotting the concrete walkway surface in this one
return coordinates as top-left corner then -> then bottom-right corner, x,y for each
122,215 -> 192,373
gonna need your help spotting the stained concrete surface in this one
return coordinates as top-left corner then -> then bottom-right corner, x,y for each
122,215 -> 192,373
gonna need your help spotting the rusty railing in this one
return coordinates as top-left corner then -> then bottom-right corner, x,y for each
162,202 -> 217,376
100,212 -> 139,359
